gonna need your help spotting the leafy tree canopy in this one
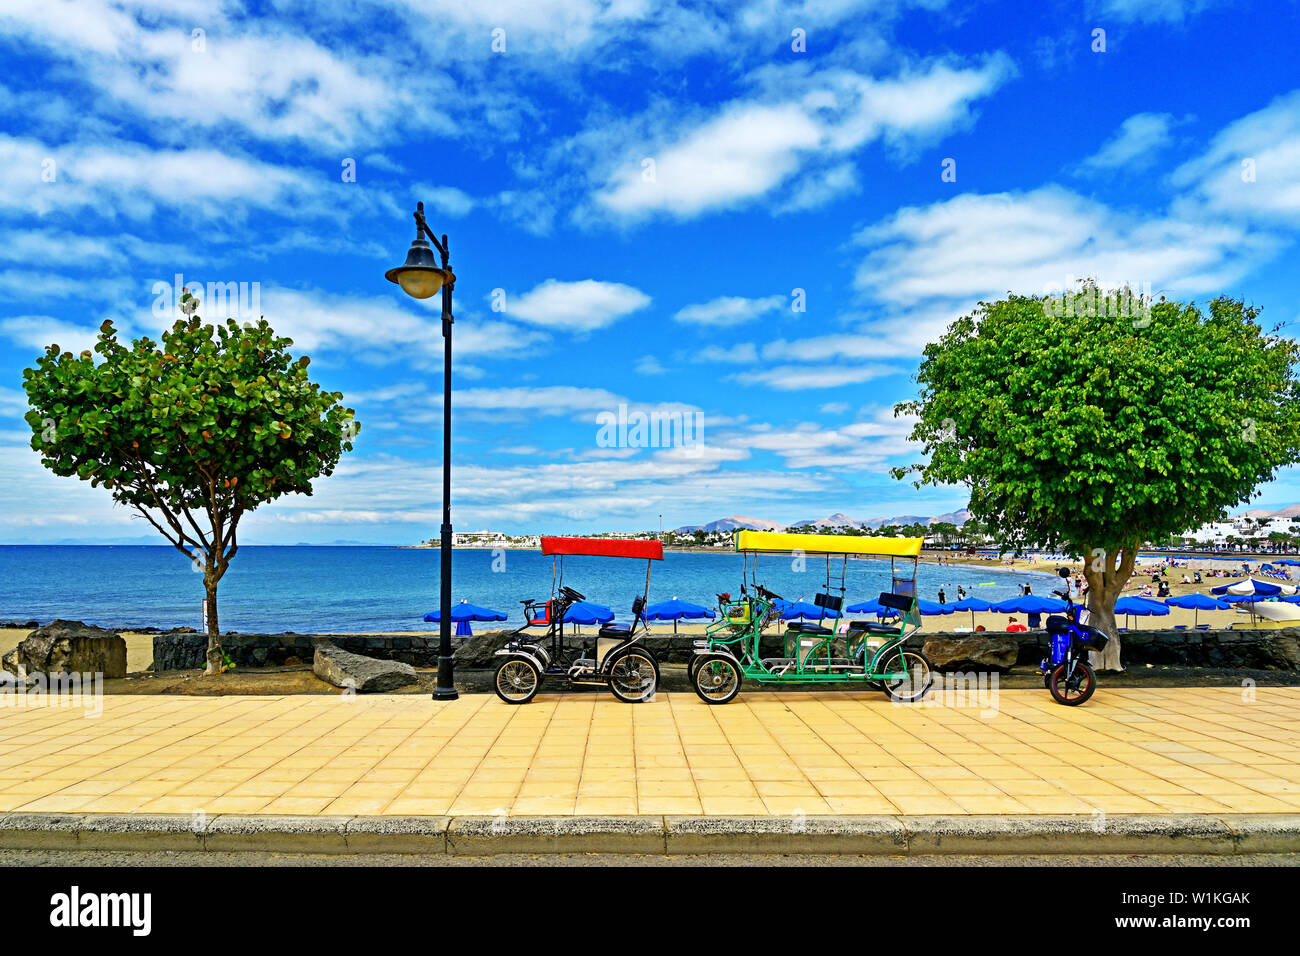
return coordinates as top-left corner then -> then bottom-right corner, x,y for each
23,304 -> 358,660
894,290 -> 1300,555
893,287 -> 1300,662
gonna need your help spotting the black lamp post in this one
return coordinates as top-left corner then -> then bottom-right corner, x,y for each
386,201 -> 458,701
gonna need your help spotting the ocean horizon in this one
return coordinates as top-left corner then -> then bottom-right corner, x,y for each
0,544 -> 1055,634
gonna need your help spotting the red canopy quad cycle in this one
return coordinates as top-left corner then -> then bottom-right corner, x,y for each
493,536 -> 664,704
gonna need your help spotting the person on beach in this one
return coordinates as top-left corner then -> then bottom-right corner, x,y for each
1006,616 -> 1027,632
938,587 -> 947,604
957,585 -> 967,601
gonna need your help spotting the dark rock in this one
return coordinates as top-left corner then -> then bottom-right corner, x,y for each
922,635 -> 1020,671
2,620 -> 127,679
313,641 -> 418,692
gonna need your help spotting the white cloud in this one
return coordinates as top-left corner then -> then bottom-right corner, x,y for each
854,185 -> 1276,306
635,355 -> 667,375
0,135 -> 330,221
1078,112 -> 1184,172
1170,89 -> 1300,226
0,315 -> 107,355
414,185 -> 477,218
455,385 -> 627,417
0,1 -> 435,151
255,286 -> 548,366
738,363 -> 901,391
592,55 -> 1014,220
502,279 -> 651,331
691,343 -> 760,364
1092,0 -> 1223,23
674,294 -> 785,326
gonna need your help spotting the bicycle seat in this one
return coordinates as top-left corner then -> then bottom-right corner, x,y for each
852,621 -> 902,635
786,622 -> 833,636
597,624 -> 630,638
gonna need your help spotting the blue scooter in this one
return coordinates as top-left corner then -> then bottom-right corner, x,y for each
1039,568 -> 1109,705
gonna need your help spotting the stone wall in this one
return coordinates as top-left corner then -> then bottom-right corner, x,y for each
152,626 -> 1300,672
969,628 -> 1300,670
152,632 -> 446,671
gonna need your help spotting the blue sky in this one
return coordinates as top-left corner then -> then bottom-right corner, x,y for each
1,0 -> 1299,544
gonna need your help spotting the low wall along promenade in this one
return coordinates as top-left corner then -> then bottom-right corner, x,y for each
150,627 -> 1300,673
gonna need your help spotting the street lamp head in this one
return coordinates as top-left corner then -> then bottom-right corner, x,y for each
385,235 -> 449,300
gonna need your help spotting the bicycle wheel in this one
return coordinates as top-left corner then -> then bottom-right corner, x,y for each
692,655 -> 742,704
608,648 -> 658,703
1048,660 -> 1095,706
494,656 -> 542,704
877,648 -> 934,704
687,653 -> 703,684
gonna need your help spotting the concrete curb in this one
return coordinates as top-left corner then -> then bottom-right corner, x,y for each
0,812 -> 1297,856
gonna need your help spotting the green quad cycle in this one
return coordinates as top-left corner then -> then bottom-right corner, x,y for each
689,531 -> 934,705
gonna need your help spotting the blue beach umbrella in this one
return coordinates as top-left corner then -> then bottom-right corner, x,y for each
644,597 -> 715,633
1115,595 -> 1169,629
846,599 -> 884,614
1165,592 -> 1231,626
563,601 -> 615,625
423,599 -> 508,636
991,595 -> 1067,615
916,599 -> 954,615
951,596 -> 993,628
991,594 -> 1066,629
1211,578 -> 1293,597
776,600 -> 828,621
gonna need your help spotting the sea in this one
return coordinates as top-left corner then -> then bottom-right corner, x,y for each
0,545 -> 1056,633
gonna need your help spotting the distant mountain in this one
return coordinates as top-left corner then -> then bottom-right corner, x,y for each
1238,506 -> 1300,520
674,515 -> 786,533
680,509 -> 972,534
790,512 -> 866,529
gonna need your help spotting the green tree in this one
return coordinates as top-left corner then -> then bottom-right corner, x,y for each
23,303 -> 358,670
893,289 -> 1300,669
931,520 -> 959,546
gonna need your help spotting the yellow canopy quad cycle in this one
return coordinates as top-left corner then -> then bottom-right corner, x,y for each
690,531 -> 934,705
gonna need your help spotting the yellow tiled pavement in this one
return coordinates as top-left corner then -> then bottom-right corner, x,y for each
0,687 -> 1297,816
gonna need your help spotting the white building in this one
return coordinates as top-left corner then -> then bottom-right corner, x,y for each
452,530 -> 507,546
1183,516 -> 1300,546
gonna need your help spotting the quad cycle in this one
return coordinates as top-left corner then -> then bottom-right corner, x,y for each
493,536 -> 663,704
689,531 -> 935,705
1038,567 -> 1109,706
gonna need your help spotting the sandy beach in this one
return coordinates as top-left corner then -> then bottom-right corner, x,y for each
1,550 -> 1282,672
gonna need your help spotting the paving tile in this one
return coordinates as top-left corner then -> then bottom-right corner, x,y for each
0,689 -> 1294,817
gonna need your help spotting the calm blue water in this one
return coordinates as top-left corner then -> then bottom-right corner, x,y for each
0,546 -> 1053,633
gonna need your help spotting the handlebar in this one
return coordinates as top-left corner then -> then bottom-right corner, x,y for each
559,585 -> 585,603
754,584 -> 783,601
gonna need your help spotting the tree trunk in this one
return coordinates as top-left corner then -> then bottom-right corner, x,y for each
1081,541 -> 1137,673
204,571 -> 223,675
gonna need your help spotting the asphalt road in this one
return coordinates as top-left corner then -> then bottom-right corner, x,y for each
2,849 -> 1297,866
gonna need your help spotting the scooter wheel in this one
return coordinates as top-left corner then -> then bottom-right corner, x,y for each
1048,660 -> 1095,706
494,657 -> 542,704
